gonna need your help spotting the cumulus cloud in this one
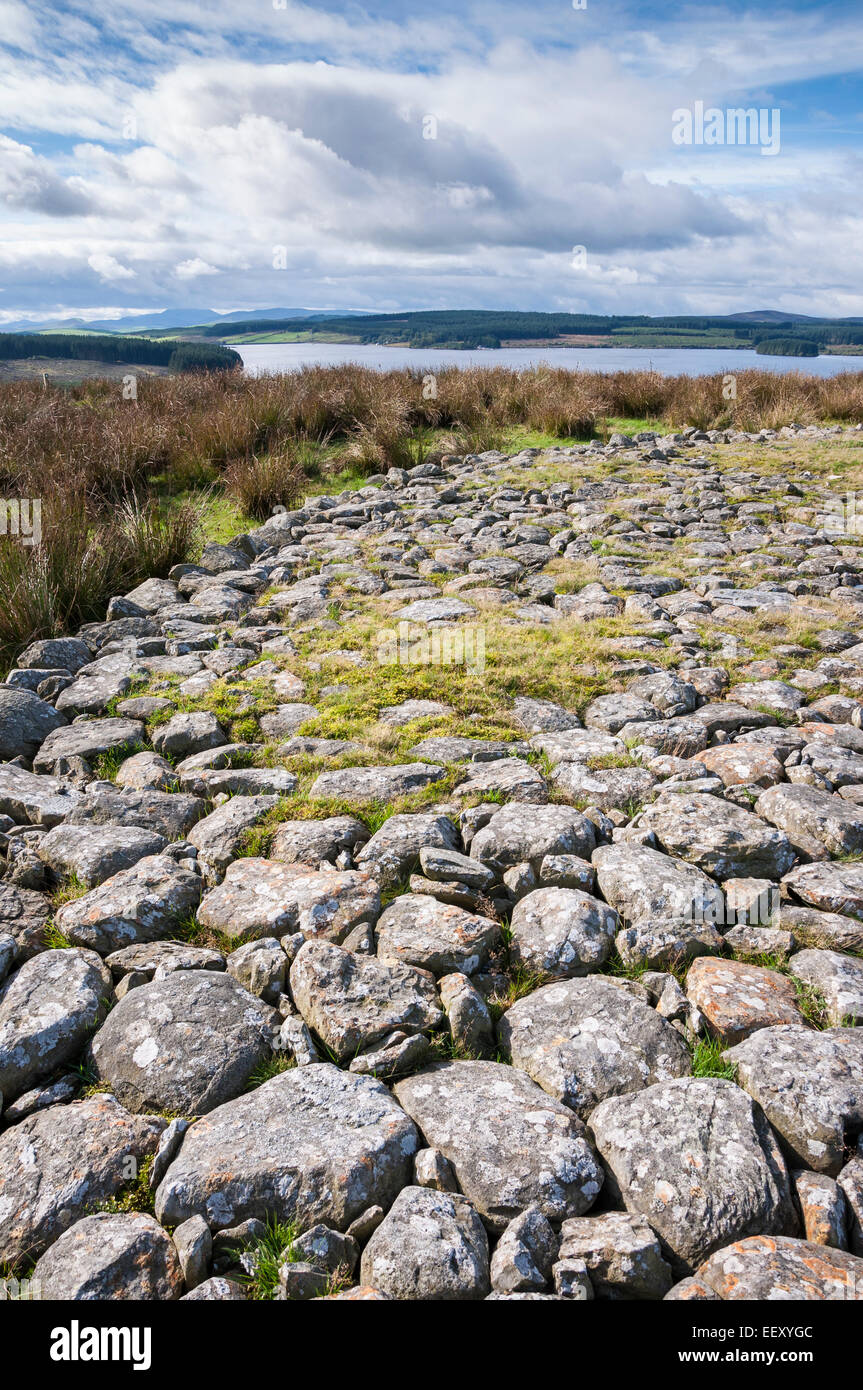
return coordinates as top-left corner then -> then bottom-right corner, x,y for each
0,1 -> 861,316
88,252 -> 136,282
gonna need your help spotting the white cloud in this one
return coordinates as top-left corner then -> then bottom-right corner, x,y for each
87,252 -> 136,282
174,257 -> 219,278
0,3 -> 861,316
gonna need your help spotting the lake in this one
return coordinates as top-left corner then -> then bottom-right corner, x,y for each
238,343 -> 863,378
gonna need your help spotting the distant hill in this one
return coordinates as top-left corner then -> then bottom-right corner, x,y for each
2,307 -> 371,334
196,309 -> 863,352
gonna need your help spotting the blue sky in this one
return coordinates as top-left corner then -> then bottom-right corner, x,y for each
0,0 -> 861,322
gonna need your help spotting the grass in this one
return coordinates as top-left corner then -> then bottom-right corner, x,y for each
48,875 -> 90,912
792,977 -> 831,1030
246,1053 -> 296,1089
487,966 -> 549,1022
690,1036 -> 739,1081
238,1218 -> 300,1300
2,362 -> 862,673
41,921 -> 75,949
96,1155 -> 156,1216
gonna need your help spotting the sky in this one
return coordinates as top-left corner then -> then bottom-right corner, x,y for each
1,0 -> 862,323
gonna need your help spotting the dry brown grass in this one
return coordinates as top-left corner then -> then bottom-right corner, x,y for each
1,362 -> 861,671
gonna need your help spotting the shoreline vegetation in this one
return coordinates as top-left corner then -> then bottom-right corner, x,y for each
185,309 -> 863,355
1,361 -> 863,670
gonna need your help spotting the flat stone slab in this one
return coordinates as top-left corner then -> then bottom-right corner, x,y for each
406,736 -> 531,763
38,823 -> 166,887
290,939 -> 443,1061
592,843 -> 725,925
55,854 -> 203,954
67,787 -> 205,841
375,894 -> 500,976
394,1060 -> 604,1232
0,947 -> 112,1100
499,975 -> 691,1115
724,1025 -> 863,1175
271,816 -> 369,866
694,1235 -> 863,1300
17,636 -> 92,673
0,688 -> 67,762
33,1211 -> 183,1301
33,717 -> 145,773
685,956 -> 805,1044
360,1186 -> 490,1300
187,796 -> 280,875
197,858 -> 380,943
531,729 -> 625,766
0,1095 -> 164,1267
509,887 -> 619,978
89,969 -> 277,1115
789,948 -> 863,1025
471,803 -> 596,872
393,598 -> 476,623
783,861 -> 863,921
757,784 -> 863,858
635,793 -> 795,881
552,762 -> 658,812
588,1077 -> 796,1273
453,758 -> 548,804
155,1064 -> 419,1233
354,813 -> 460,885
379,699 -> 454,727
310,763 -> 446,803
0,763 -> 81,827
106,940 -> 224,980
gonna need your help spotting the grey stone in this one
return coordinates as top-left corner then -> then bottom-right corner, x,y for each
558,1211 -> 673,1299
375,894 -> 500,976
789,948 -> 863,1025
33,1212 -> 182,1300
0,947 -> 112,1100
271,815 -> 369,866
37,823 -> 166,887
470,802 -> 596,873
67,787 -> 205,840
360,1186 -> 490,1300
0,1095 -> 164,1266
88,969 -> 277,1115
499,975 -> 691,1115
155,1064 -> 419,1233
290,939 -> 442,1061
592,842 -> 725,926
226,937 -> 286,1004
197,859 -> 380,943
758,783 -> 863,858
394,1061 -> 604,1233
310,763 -> 445,803
187,796 -> 280,875
355,813 -> 460,885
490,1207 -> 558,1293
55,854 -> 202,954
588,1078 -> 796,1274
636,792 -> 795,881
509,887 -> 619,978
33,717 -> 144,773
0,763 -> 81,827
725,1025 -> 863,1175
0,688 -> 66,762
